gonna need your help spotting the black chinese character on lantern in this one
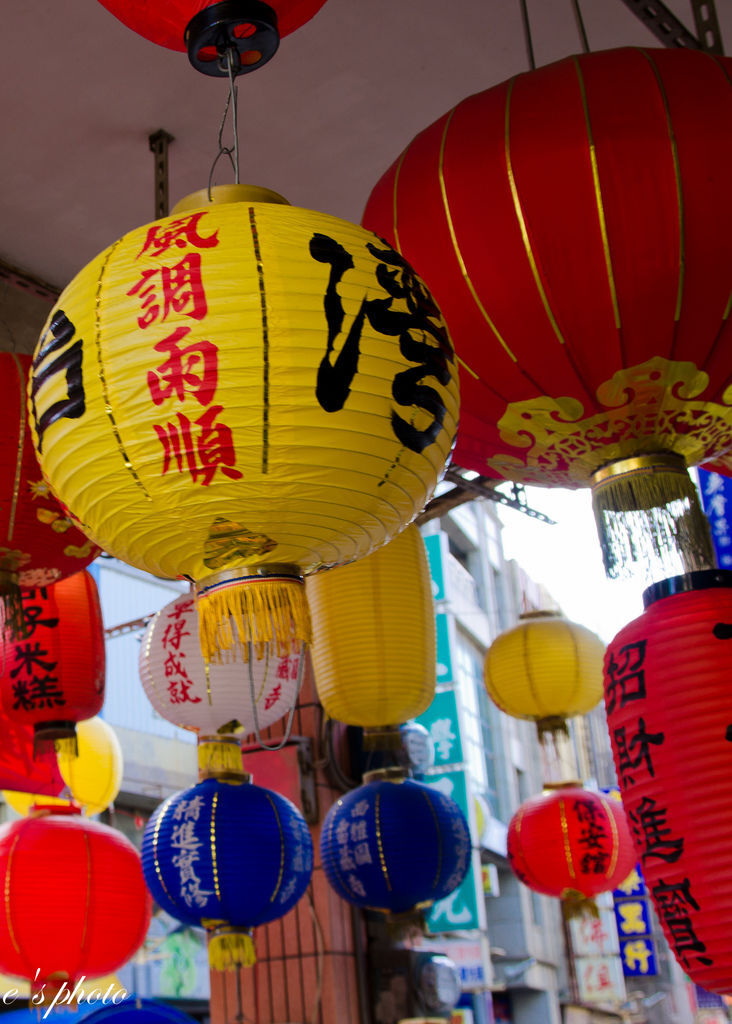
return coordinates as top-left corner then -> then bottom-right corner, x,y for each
9,641 -> 64,711
30,310 -> 85,454
629,796 -> 683,864
614,718 -> 665,787
651,877 -> 713,967
309,233 -> 454,454
605,640 -> 648,714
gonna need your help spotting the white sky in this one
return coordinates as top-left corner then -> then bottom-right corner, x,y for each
496,485 -> 646,645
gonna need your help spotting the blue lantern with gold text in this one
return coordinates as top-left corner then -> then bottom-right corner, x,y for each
320,769 -> 470,929
141,775 -> 313,969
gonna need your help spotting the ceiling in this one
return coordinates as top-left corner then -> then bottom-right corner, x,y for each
1,0 -> 729,348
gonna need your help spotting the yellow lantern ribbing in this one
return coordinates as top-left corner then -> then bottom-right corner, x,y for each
483,611 -> 605,736
307,525 -> 435,739
29,186 -> 459,663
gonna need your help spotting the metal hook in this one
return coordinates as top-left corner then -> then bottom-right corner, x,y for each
207,48 -> 241,200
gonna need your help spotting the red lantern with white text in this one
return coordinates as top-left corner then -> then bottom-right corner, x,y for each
0,571 -> 105,753
363,47 -> 732,579
0,805 -> 150,993
507,785 -> 636,916
604,569 -> 732,993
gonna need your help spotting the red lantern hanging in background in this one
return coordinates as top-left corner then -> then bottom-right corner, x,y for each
604,569 -> 732,993
96,0 -> 329,76
507,784 -> 636,917
363,47 -> 732,579
0,804 -> 150,994
0,353 -> 99,634
0,571 -> 105,753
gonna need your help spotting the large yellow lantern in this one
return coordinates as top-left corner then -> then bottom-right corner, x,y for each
3,716 -> 123,817
30,186 -> 458,663
306,525 -> 435,744
483,611 -> 605,736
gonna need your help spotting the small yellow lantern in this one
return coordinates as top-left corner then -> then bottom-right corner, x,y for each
307,525 -> 435,745
30,186 -> 458,663
483,611 -> 605,736
3,716 -> 123,816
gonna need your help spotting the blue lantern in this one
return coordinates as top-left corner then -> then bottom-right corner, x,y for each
141,777 -> 313,969
320,770 -> 470,918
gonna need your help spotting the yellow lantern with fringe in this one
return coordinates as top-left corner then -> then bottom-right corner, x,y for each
3,715 -> 123,817
484,611 -> 605,737
29,185 -> 459,664
307,525 -> 435,747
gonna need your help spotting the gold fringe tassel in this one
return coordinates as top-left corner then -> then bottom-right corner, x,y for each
197,736 -> 244,780
33,725 -> 78,760
561,889 -> 600,920
591,453 -> 715,579
207,928 -> 256,971
197,575 -> 311,663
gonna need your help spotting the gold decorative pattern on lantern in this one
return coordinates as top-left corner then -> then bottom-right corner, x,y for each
486,356 -> 732,486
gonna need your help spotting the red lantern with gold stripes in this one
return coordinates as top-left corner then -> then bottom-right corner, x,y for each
604,569 -> 732,993
0,571 -> 105,753
363,47 -> 732,579
96,0 -> 329,76
507,784 -> 636,916
0,353 -> 99,634
0,804 -> 150,993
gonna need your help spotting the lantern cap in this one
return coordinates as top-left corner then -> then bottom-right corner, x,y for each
362,766 -> 409,784
643,568 -> 732,608
172,183 -> 291,215
184,0 -> 279,78
518,609 -> 560,621
28,802 -> 82,818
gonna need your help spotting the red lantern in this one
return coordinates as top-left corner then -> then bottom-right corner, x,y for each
507,785 -> 636,915
0,353 -> 99,632
363,47 -> 732,577
0,571 -> 105,752
604,569 -> 732,993
0,804 -> 150,990
96,0 -> 329,76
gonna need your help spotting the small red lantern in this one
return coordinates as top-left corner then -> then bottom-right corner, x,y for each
363,47 -> 732,578
0,353 -> 99,633
0,804 -> 150,991
0,571 -> 105,753
604,569 -> 732,993
96,0 -> 329,76
507,785 -> 636,916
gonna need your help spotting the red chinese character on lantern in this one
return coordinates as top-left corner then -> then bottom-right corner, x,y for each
128,254 -> 208,329
154,404 -> 242,486
163,651 -> 200,705
137,212 -> 219,259
162,616 -> 191,651
264,683 -> 282,711
147,327 -> 219,408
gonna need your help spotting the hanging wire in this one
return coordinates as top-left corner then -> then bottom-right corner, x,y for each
518,0 -> 536,71
247,640 -> 306,751
207,47 -> 241,199
570,0 -> 591,53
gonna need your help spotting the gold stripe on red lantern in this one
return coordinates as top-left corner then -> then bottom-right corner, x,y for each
0,571 -> 105,756
604,569 -> 732,993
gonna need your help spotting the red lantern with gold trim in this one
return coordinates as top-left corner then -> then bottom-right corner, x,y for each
0,353 -> 99,634
0,570 -> 105,754
507,784 -> 636,916
96,0 -> 329,76
604,569 -> 732,993
0,804 -> 150,994
363,47 -> 732,578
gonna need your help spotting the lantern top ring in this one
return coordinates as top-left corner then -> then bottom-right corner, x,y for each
643,569 -> 732,608
590,451 -> 688,490
171,183 -> 291,215
184,0 -> 280,77
362,767 -> 409,784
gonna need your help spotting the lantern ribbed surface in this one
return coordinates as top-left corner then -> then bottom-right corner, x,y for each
0,353 -> 98,632
307,525 -> 435,727
0,571 -> 105,745
320,775 -> 470,915
0,806 -> 150,983
507,786 -> 636,905
3,716 -> 123,817
30,186 -> 458,661
140,592 -> 302,735
142,777 -> 313,967
484,611 -> 605,731
96,0 -> 328,50
604,570 -> 732,993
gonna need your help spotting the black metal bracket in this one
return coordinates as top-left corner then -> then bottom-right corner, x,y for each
149,129 -> 174,220
417,467 -> 555,526
619,0 -> 724,53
